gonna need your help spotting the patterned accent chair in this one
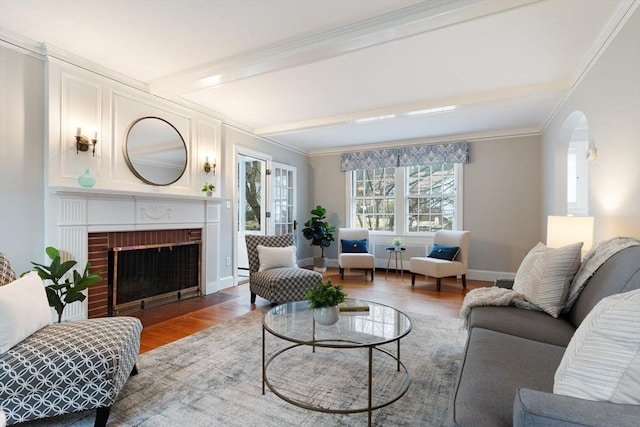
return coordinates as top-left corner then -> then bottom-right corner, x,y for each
0,252 -> 17,285
245,234 -> 323,304
0,252 -> 142,427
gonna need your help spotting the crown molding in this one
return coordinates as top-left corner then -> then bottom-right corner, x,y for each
42,44 -> 149,92
149,0 -> 540,98
308,127 -> 541,157
0,29 -> 45,58
540,0 -> 639,135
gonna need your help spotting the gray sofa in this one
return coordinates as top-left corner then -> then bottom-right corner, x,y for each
452,245 -> 640,426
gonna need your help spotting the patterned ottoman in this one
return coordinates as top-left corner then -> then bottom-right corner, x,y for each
0,316 -> 142,426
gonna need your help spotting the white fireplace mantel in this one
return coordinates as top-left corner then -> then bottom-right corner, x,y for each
47,186 -> 233,321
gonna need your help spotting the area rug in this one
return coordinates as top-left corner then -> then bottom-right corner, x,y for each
24,309 -> 467,426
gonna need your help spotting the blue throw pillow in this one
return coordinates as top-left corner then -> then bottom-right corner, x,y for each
341,239 -> 368,253
428,244 -> 460,261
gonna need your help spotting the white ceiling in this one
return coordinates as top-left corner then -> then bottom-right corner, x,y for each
0,0 -> 634,154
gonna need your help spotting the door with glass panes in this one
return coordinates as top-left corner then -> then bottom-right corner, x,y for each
236,155 -> 297,275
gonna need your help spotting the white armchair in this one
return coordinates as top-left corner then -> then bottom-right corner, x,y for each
409,230 -> 470,291
338,228 -> 375,281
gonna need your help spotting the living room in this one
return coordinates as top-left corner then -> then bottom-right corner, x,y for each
1,1 -> 639,281
1,1 -> 639,426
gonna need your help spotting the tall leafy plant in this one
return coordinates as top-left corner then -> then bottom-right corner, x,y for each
302,205 -> 335,258
30,246 -> 102,323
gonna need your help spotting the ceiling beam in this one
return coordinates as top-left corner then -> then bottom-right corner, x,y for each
149,0 -> 540,97
254,81 -> 569,136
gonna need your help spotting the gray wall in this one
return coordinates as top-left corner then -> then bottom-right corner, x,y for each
309,134 -> 542,274
465,136 -> 541,273
0,44 -> 45,273
542,6 -> 640,242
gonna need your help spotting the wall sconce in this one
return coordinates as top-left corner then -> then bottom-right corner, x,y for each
204,156 -> 216,175
75,127 -> 98,156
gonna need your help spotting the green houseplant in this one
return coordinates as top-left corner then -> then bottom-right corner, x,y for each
201,182 -> 215,196
302,205 -> 335,272
305,279 -> 347,325
30,246 -> 102,323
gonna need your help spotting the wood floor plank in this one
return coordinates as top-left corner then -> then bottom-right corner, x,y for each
138,268 -> 491,353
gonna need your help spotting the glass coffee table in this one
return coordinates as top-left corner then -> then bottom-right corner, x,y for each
262,299 -> 412,426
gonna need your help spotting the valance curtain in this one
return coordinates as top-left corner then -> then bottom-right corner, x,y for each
340,141 -> 469,172
339,148 -> 398,171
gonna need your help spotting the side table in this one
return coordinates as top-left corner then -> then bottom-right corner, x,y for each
385,246 -> 406,280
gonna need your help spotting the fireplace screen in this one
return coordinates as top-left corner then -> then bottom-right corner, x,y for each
109,241 -> 201,315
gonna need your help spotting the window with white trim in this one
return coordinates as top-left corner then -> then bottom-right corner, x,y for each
349,164 -> 463,233
352,168 -> 396,231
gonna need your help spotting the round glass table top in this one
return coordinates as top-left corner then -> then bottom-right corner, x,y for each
263,299 -> 412,348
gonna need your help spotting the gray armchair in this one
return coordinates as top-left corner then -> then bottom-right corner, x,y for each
245,234 -> 323,304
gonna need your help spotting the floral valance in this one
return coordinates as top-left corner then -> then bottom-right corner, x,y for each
340,148 -> 398,172
340,141 -> 469,172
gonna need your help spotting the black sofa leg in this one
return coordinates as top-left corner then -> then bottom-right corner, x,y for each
250,292 -> 256,304
370,268 -> 374,281
130,364 -> 138,376
436,278 -> 441,292
340,267 -> 344,280
462,274 -> 467,289
411,273 -> 416,286
95,406 -> 110,427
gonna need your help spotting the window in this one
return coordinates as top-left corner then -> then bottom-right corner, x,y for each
352,168 -> 396,231
407,164 -> 456,232
349,164 -> 462,233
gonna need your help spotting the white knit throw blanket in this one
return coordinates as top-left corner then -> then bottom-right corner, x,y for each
459,287 -> 538,329
459,236 -> 640,329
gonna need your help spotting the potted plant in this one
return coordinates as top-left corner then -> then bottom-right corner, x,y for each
30,246 -> 102,323
305,279 -> 347,325
302,205 -> 335,272
201,182 -> 215,196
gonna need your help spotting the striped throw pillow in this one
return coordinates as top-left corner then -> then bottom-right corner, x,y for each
513,242 -> 583,317
554,288 -> 640,404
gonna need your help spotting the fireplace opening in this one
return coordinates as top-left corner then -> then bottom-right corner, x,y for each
108,240 -> 201,315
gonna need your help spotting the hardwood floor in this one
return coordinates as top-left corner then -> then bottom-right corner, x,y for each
136,268 -> 491,353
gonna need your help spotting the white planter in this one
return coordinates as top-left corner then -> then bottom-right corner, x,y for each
313,257 -> 327,273
313,306 -> 340,325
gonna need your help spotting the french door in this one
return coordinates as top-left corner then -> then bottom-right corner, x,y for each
270,162 -> 297,237
235,152 -> 297,274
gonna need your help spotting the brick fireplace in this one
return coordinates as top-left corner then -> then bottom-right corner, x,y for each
87,229 -> 202,318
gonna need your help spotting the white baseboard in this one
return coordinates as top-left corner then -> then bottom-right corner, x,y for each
205,275 -> 235,294
299,257 -> 514,284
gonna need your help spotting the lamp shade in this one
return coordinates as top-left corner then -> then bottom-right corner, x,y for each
546,216 -> 594,251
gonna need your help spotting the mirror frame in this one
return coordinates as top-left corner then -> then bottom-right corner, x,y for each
124,116 -> 188,186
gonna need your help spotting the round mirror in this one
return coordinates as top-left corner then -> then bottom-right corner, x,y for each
124,117 -> 187,186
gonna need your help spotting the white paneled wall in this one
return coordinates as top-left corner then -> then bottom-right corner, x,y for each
45,59 -> 233,321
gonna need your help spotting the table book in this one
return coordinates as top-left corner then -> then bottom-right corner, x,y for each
338,299 -> 370,312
